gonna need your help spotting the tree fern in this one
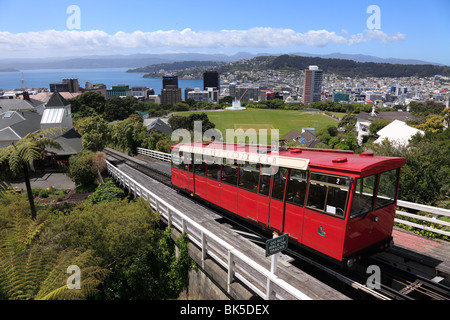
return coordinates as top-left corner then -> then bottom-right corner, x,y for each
0,204 -> 108,300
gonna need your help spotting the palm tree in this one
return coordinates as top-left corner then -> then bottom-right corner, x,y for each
0,127 -> 64,220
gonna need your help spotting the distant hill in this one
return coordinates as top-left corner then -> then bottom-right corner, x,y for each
127,61 -> 224,74
215,54 -> 450,78
0,52 -> 445,71
265,54 -> 450,77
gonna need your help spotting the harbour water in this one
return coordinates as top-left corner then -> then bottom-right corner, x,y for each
0,68 -> 203,95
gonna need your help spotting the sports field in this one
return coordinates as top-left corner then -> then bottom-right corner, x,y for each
175,108 -> 340,144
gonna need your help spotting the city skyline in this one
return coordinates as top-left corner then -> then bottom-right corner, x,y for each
0,0 -> 449,65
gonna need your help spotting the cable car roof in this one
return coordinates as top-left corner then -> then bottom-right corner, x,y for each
172,142 -> 406,175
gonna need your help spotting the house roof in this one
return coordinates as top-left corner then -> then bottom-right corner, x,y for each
374,120 -> 424,146
45,128 -> 83,156
0,98 -> 44,113
297,130 -> 321,148
46,91 -> 69,107
0,110 -> 41,141
282,129 -> 301,141
146,118 -> 173,136
357,111 -> 421,122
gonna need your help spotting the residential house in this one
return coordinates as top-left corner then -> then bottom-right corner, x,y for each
356,107 -> 422,144
282,128 -> 321,148
374,120 -> 424,146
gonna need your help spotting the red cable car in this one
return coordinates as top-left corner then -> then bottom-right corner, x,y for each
170,142 -> 406,265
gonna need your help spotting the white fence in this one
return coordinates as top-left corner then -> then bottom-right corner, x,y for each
136,147 -> 450,238
396,200 -> 450,237
137,147 -> 171,162
106,160 -> 311,300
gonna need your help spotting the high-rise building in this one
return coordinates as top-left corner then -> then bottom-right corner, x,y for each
302,66 -> 323,105
160,86 -> 181,105
163,76 -> 178,89
203,71 -> 220,91
161,75 -> 181,105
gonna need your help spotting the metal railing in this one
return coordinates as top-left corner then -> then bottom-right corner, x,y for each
136,147 -> 450,238
106,160 -> 311,300
395,200 -> 450,237
137,147 -> 171,162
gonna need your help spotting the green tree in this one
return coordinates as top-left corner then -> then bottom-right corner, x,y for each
85,180 -> 126,204
0,128 -> 63,220
104,96 -> 134,122
108,115 -> 147,155
369,119 -> 391,135
338,114 -> 357,131
76,115 -> 110,151
69,91 -> 106,120
67,150 -> 98,187
370,129 -> 450,205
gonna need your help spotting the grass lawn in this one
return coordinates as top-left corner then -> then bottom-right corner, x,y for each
175,108 -> 339,144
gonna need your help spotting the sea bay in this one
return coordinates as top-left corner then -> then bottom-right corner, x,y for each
0,68 -> 203,95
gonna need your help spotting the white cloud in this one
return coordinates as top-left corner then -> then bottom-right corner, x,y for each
0,27 -> 406,56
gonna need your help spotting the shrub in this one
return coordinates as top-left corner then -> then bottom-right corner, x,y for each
67,150 -> 97,187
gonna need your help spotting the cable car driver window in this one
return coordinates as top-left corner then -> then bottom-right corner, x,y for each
238,162 -> 260,192
350,174 -> 376,218
172,151 -> 183,169
375,169 -> 399,209
306,173 -> 350,218
286,169 -> 308,206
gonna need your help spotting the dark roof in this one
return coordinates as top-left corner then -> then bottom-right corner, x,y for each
0,110 -> 41,140
297,131 -> 321,148
147,118 -> 173,135
281,129 -> 321,148
282,129 -> 301,141
357,111 -> 421,122
45,128 -> 82,156
0,98 -> 44,113
46,91 -> 69,107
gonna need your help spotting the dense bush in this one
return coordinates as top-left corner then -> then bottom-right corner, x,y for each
67,150 -> 98,187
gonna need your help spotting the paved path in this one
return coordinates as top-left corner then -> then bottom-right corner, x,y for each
11,172 -> 76,190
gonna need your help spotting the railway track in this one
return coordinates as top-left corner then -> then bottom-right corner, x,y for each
104,148 -> 172,187
104,149 -> 450,300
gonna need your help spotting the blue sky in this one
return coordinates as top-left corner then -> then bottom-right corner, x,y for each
0,0 -> 449,65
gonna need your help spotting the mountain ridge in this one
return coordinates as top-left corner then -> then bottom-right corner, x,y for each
0,52 -> 444,71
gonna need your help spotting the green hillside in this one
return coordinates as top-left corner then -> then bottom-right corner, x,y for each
175,108 -> 339,143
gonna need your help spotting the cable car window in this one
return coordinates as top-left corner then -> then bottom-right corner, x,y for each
206,161 -> 222,181
221,160 -> 239,185
286,169 -> 308,206
172,151 -> 183,169
375,169 -> 399,209
194,156 -> 206,176
239,162 -> 259,192
271,167 -> 287,201
258,165 -> 272,196
350,174 -> 376,218
307,172 -> 350,218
